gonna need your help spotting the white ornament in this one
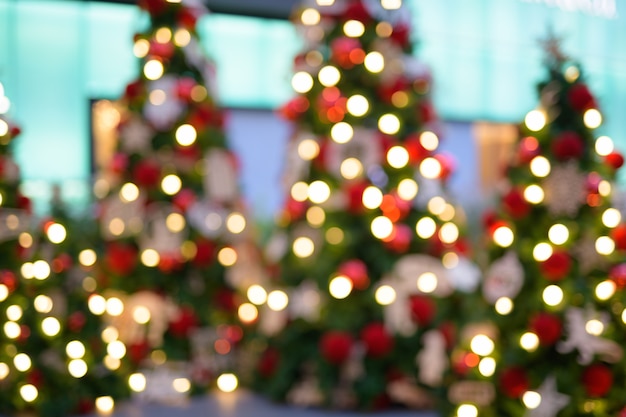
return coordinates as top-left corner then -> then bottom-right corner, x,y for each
100,193 -> 146,240
186,199 -> 226,239
288,280 -> 322,321
204,149 -> 239,203
264,231 -> 288,264
118,117 -> 153,154
326,128 -> 381,180
395,254 -> 453,297
139,203 -> 187,257
143,76 -> 184,131
258,304 -> 288,337
133,362 -> 190,405
0,208 -> 31,243
483,251 -> 524,304
543,161 -> 587,217
417,329 -> 448,387
387,379 -> 434,409
523,376 -> 569,417
446,256 -> 481,293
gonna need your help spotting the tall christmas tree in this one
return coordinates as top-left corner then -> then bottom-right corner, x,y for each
91,0 -> 262,400
249,0 -> 479,410
445,40 -> 626,417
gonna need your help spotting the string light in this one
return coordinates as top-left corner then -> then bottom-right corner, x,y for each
267,290 -> 288,311
20,384 -> 38,403
420,157 -> 442,179
493,225 -> 514,247
548,224 -> 569,245
375,285 -> 396,305
362,186 -> 384,209
292,72 -> 314,93
175,124 -> 197,146
595,280 -> 616,301
308,180 -> 331,204
95,396 -> 115,415
533,242 -> 553,262
478,357 -> 496,377
416,272 -> 438,294
301,8 -> 320,25
41,317 -> 61,337
379,114 -> 401,135
397,178 -> 418,200
525,110 -> 546,131
495,297 -> 513,315
524,184 -> 544,204
46,223 -> 67,244
595,136 -> 614,156
144,60 -> 164,80
470,334 -> 494,356
343,20 -> 365,37
371,216 -> 394,240
133,39 -> 150,58
331,122 -> 354,143
340,158 -> 363,179
416,217 -> 437,239
387,146 -> 409,168
530,156 -> 551,177
595,236 -> 615,255
318,66 -> 341,87
217,373 -> 238,393
129,373 -> 147,392
346,95 -> 369,116
293,237 -> 315,258
226,213 -> 246,234
217,247 -> 238,266
523,391 -> 542,409
520,332 -> 539,352
329,275 -> 353,299
247,285 -> 268,305
420,131 -> 439,150
291,181 -> 309,202
238,303 -> 258,323
364,51 -> 385,73
542,285 -> 564,306
602,208 -> 621,228
298,139 -> 320,160
584,109 -> 602,129
161,174 -> 182,195
457,404 -> 478,417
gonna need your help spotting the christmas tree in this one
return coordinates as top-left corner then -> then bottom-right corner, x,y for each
90,0 -> 263,400
445,40 -> 626,417
249,0 -> 479,410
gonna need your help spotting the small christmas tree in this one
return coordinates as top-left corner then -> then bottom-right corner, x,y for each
250,0 -> 479,410
91,0 -> 263,399
445,39 -> 626,417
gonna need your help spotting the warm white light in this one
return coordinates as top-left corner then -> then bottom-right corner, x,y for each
525,110 -> 546,131
291,181 -> 309,202
141,249 -> 161,267
47,223 -> 67,244
478,357 -> 496,377
308,180 -> 331,204
301,8 -> 321,25
144,60 -> 164,80
379,114 -> 401,135
293,237 -> 315,258
420,157 -> 442,179
106,297 -> 125,317
174,28 -> 191,47
371,216 -> 394,240
95,396 -> 115,415
33,260 -> 51,280
66,341 -> 86,359
595,136 -> 614,156
520,332 -> 539,352
397,179 -> 418,200
6,305 -> 22,321
14,353 -> 31,372
381,0 -> 402,9
596,280 -> 616,301
596,236 -> 615,255
292,71 -> 314,93
166,212 -> 185,233
326,227 -> 344,244
417,272 -> 438,294
364,51 -> 385,73
420,131 -> 439,151
493,226 -> 514,247
584,109 -> 602,129
387,146 -> 409,168
524,184 -> 544,204
161,174 -> 182,196
120,183 -> 140,203
375,285 -> 397,305
318,66 -> 341,87
132,306 -> 151,324
0,285 -> 7,302
495,297 -> 513,315
343,19 -> 365,37
218,247 -> 238,267
523,391 -> 542,409
107,341 -> 127,359
226,213 -> 246,234
598,180 -> 612,197
442,252 -> 459,269
548,224 -> 569,245
346,95 -> 369,117
104,356 -> 121,371
416,217 -> 437,239
4,321 -> 21,339
133,39 -> 150,58
21,262 -> 34,279
542,285 -> 564,306
217,373 -> 238,393
0,363 -> 8,380
621,309 -> 626,324
88,294 -> 107,315
238,303 -> 258,323
149,89 -> 166,106
42,317 -> 61,336
602,208 -> 621,228
101,327 -> 119,344
362,186 -> 384,209
329,275 -> 353,299
129,373 -> 147,392
298,139 -> 320,160
470,334 -> 494,356
439,223 -> 459,244
533,242 -> 553,262
331,122 -> 354,143
267,290 -> 289,311
530,156 -> 551,177
175,124 -> 197,146
20,384 -> 38,403
173,378 -> 191,393
247,285 -> 268,305
340,158 -> 363,179
586,319 -> 604,336
307,206 -> 326,227
457,404 -> 478,417
68,359 -> 88,378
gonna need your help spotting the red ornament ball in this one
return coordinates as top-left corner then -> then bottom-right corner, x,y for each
502,187 -> 531,219
499,366 -> 530,398
132,159 -> 161,188
67,311 -> 87,333
177,7 -> 198,29
124,80 -> 144,101
330,37 -> 362,69
345,180 -> 369,214
128,339 -> 151,365
148,42 -> 174,59
193,238 -> 216,267
169,306 -> 199,338
582,363 -> 613,397
343,1 -> 372,22
540,251 -> 571,281
384,223 -> 412,253
530,312 -> 562,345
105,242 -> 138,276
606,152 -> 625,170
360,322 -> 394,357
610,263 -> 626,288
568,83 -> 596,111
0,270 -> 18,292
320,331 -> 354,364
278,97 -> 309,121
338,259 -> 370,290
257,347 -> 280,378
610,224 -> 626,251
518,136 -> 541,164
409,294 -> 436,326
551,131 -> 584,160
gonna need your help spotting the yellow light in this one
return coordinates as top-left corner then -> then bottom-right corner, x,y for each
149,89 -> 166,106
141,248 -> 161,267
595,236 -> 615,255
326,227 -> 344,244
4,322 -> 21,339
0,285 -> 7,302
0,363 -> 8,380
106,297 -> 125,317
46,223 -> 67,244
165,212 -> 185,233
420,157 -> 442,179
524,184 -> 544,204
129,373 -> 147,392
548,224 -> 569,245
397,178 -> 418,200
144,60 -> 164,81
523,391 -> 542,409
525,110 -> 546,131
495,297 -> 513,315
602,208 -> 621,228
190,85 -> 207,102
66,341 -> 86,359
88,294 -> 107,315
362,186 -> 384,209
622,308 -> 626,324
340,158 -> 363,179
420,131 -> 439,151
133,39 -> 150,58
376,21 -> 393,37
457,404 -> 478,417
387,146 -> 409,168
104,356 -> 121,371
417,272 -> 438,294
543,285 -> 564,306
416,217 -> 437,239
173,378 -> 191,393
217,373 -> 238,393
218,247 -> 238,267
267,290 -> 289,311
346,95 -> 369,117
155,27 -> 172,43
596,280 -> 616,301
586,319 -> 604,336
101,327 -> 119,344
226,213 -> 246,234
493,226 -> 514,248
343,19 -> 365,37
330,122 -> 354,143
375,285 -> 396,305
316,0 -> 335,5
161,174 -> 182,196
520,332 -> 539,352
329,275 -> 353,299
470,334 -> 495,356
95,396 -> 115,415
298,139 -> 320,160
291,181 -> 309,202
238,303 -> 259,323
292,71 -> 314,93
247,285 -> 268,305
68,359 -> 88,378
33,260 -> 51,280
173,28 -> 191,47
442,252 -> 459,269
598,180 -> 611,197
6,305 -> 22,321
440,204 -> 456,221
301,8 -> 320,25
293,237 -> 315,258
77,249 -> 97,268
20,384 -> 38,403
108,218 -> 125,237
564,65 -> 580,82
533,242 -> 553,262
318,66 -> 341,87
584,109 -> 602,129
530,156 -> 551,177
364,51 -> 385,73
132,306 -> 151,324
478,357 -> 496,377
379,114 -> 401,135
439,223 -> 459,244
306,206 -> 326,227
308,180 -> 331,204
371,216 -> 394,240
595,136 -> 614,156
21,262 -> 34,279
381,0 -> 402,9
107,341 -> 127,359
175,124 -> 197,146
41,317 -> 61,337
18,233 -> 33,248
14,353 -> 31,372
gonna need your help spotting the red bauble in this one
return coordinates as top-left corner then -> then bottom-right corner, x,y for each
138,0 -> 168,15
330,37 -> 362,69
283,197 -> 307,221
278,97 -> 309,121
482,210 -> 498,229
67,311 -> 87,333
530,312 -> 562,346
418,101 -> 437,124
173,188 -> 196,212
552,131 -> 585,160
18,325 -> 31,343
158,253 -> 184,273
582,363 -> 613,397
132,159 -> 161,188
128,339 -> 151,365
124,79 -> 144,101
390,22 -> 411,47
9,124 -> 21,138
214,288 -> 237,312
257,347 -> 280,378
345,180 -> 369,214
385,223 -> 412,253
17,193 -> 32,214
606,152 -> 625,170
499,366 -> 530,398
109,152 -> 129,174
338,259 -> 370,290
610,263 -> 626,288
105,242 -> 138,276
568,83 -> 596,111
169,306 -> 199,338
518,136 -> 541,163
177,7 -> 198,29
148,42 -> 174,59
611,224 -> 626,251
176,77 -> 196,101
343,1 -> 371,22
189,104 -> 223,130
434,153 -> 455,181
74,398 -> 95,415
439,321 -> 456,350
404,133 -> 429,163
0,270 -> 17,292
378,78 -> 410,103
193,238 -> 216,267
26,369 -> 44,388
502,188 -> 530,219
409,295 -> 436,326
320,331 -> 354,364
360,322 -> 394,357
540,251 -> 571,281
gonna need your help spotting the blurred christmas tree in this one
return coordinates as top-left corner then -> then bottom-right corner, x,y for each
90,0 -> 264,401
445,39 -> 626,417
248,0 -> 479,410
